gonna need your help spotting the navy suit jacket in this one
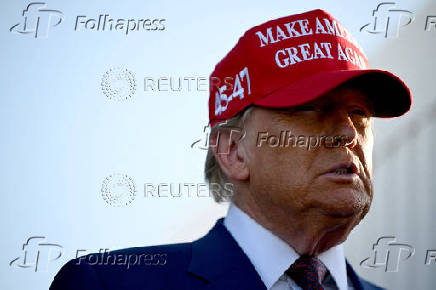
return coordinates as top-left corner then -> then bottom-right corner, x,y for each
50,218 -> 384,290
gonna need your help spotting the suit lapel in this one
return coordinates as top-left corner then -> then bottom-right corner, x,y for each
188,218 -> 374,290
188,218 -> 266,290
346,260 -> 365,290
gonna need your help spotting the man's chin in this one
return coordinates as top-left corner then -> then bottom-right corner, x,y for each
319,190 -> 370,219
323,208 -> 358,218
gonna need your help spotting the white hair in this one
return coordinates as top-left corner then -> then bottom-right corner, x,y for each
204,106 -> 254,202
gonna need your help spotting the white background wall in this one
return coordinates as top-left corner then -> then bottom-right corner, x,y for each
1,0 -> 435,289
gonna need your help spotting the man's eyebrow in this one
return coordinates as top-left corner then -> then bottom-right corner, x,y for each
355,95 -> 375,114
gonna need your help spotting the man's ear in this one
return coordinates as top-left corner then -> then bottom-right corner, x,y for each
210,127 -> 249,181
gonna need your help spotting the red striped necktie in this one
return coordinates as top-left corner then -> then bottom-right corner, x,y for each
285,255 -> 329,290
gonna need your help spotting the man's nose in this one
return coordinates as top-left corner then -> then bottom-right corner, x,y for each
327,112 -> 358,149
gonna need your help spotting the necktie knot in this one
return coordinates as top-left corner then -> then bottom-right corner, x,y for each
285,255 -> 328,290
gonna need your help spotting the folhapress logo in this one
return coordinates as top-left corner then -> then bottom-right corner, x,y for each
191,121 -> 246,153
360,236 -> 415,272
10,2 -> 64,38
9,236 -> 63,272
360,2 -> 414,38
10,2 -> 166,39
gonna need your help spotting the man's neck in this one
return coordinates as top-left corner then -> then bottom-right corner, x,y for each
223,203 -> 349,290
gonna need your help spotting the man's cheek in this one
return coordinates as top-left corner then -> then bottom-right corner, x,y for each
362,131 -> 374,176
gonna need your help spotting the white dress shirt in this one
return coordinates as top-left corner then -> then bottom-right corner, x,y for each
223,203 -> 353,290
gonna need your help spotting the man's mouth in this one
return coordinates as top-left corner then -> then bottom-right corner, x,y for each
325,162 -> 359,175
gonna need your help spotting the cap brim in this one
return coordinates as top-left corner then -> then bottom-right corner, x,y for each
253,69 -> 412,117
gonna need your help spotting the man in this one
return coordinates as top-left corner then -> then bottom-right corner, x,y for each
50,9 -> 412,290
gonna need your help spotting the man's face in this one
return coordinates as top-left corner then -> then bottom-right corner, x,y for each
239,85 -> 374,248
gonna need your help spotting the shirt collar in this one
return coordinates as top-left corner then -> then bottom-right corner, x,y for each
223,203 -> 349,290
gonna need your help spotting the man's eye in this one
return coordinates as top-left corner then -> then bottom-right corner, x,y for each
351,109 -> 368,116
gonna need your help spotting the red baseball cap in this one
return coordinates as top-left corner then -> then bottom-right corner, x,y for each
208,9 -> 412,127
